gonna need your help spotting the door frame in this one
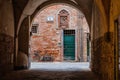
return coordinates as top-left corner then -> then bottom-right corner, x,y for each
114,18 -> 119,80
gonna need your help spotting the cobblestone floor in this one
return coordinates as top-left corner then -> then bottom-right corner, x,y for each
1,62 -> 99,80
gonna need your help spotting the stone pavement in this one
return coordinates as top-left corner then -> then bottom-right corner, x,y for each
30,62 -> 90,71
1,62 -> 99,80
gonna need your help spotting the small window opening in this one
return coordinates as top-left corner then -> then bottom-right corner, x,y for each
31,24 -> 38,33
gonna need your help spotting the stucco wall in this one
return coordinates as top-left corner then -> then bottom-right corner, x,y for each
0,0 -> 14,75
91,0 -> 120,80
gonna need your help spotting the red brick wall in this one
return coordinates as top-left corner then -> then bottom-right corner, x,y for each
30,4 -> 89,62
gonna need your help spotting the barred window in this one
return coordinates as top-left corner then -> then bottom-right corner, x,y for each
31,24 -> 38,33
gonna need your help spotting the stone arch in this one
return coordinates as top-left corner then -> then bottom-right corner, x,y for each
17,0 -> 92,36
16,2 -> 91,69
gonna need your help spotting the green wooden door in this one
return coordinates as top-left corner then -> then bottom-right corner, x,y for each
64,34 -> 75,60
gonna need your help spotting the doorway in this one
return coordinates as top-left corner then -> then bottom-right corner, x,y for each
114,17 -> 120,80
63,30 -> 75,61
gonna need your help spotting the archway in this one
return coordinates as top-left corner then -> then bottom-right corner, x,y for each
29,4 -> 90,70
1,0 -> 120,80
16,0 -> 93,71
15,0 -> 115,80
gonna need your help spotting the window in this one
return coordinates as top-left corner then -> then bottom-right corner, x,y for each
58,9 -> 69,29
31,24 -> 38,33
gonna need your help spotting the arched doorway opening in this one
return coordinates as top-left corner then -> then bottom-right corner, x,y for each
114,15 -> 120,79
29,4 -> 90,70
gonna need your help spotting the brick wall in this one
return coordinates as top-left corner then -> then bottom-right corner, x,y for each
30,4 -> 89,62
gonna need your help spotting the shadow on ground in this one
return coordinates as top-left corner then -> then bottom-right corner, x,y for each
1,70 -> 99,80
1,62 -> 100,80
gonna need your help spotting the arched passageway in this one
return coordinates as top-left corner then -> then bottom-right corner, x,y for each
14,0 -> 119,80
0,0 -> 120,80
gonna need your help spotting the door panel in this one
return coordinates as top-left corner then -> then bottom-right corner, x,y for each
64,34 -> 75,60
